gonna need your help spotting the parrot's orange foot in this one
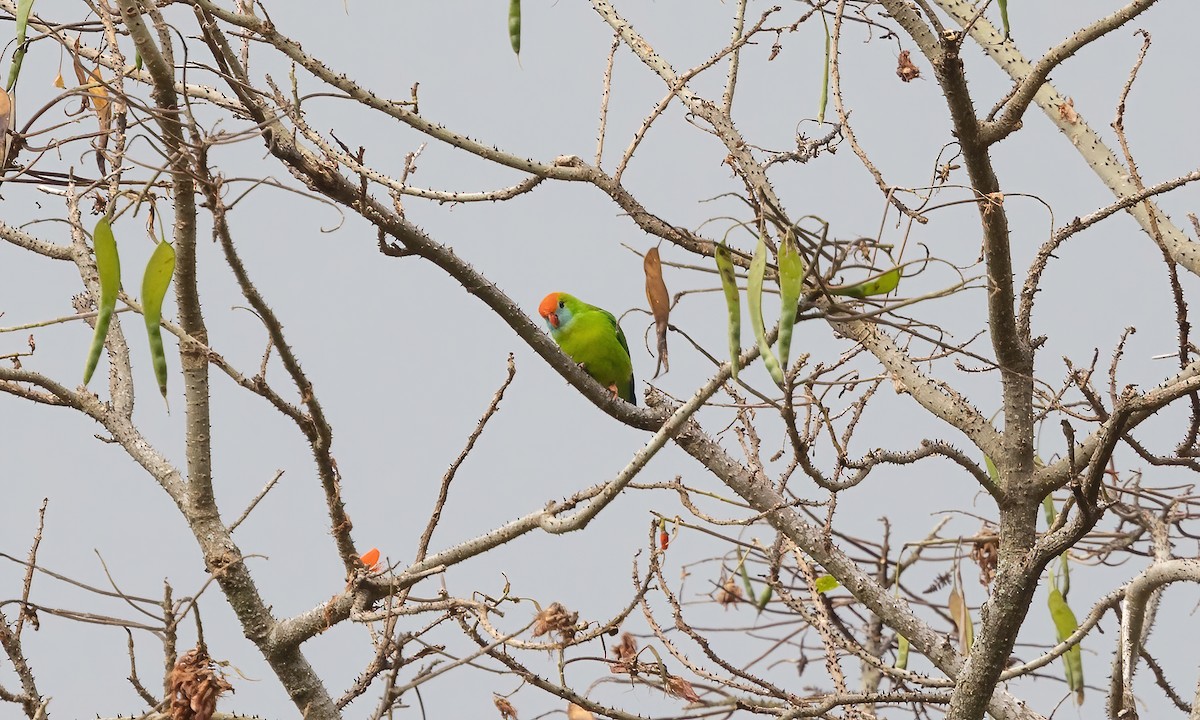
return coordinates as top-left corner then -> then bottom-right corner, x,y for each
607,384 -> 620,400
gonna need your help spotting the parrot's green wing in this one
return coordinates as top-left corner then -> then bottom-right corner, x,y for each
601,308 -> 636,404
600,308 -> 632,360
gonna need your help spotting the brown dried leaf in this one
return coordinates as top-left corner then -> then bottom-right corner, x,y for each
87,66 -> 110,126
531,602 -> 580,642
665,674 -> 701,703
0,86 -> 10,139
566,703 -> 595,720
0,85 -> 10,170
970,528 -> 999,586
983,191 -> 1004,217
1058,96 -> 1079,124
644,247 -> 670,377
493,695 -> 518,720
948,584 -> 973,654
610,631 -> 638,670
169,647 -> 233,720
716,575 -> 742,608
71,38 -> 89,88
70,37 -> 111,174
896,50 -> 921,82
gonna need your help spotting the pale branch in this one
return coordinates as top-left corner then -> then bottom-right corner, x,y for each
721,0 -> 748,115
116,0 -> 213,502
886,1 -> 1033,475
0,520 -> 46,718
1112,558 -> 1200,718
979,0 -> 1159,145
594,30 -> 620,167
227,470 -> 286,534
935,0 -> 1200,278
843,441 -> 998,499
283,100 -> 546,203
646,545 -> 808,699
0,221 -> 73,260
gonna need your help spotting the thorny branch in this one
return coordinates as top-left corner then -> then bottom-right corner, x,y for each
2,2 -> 1199,720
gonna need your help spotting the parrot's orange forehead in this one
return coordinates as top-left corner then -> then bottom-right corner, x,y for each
538,292 -> 562,318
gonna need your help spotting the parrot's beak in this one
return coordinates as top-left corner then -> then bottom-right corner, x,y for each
548,312 -> 559,328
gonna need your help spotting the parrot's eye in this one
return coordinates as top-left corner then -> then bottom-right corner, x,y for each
558,300 -> 565,309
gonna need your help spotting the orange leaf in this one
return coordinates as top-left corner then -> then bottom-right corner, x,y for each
70,38 -> 110,129
88,66 -> 110,123
359,547 -> 380,569
0,86 -> 10,139
493,695 -> 517,720
566,703 -> 595,720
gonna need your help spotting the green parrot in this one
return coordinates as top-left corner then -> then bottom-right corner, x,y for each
539,292 -> 636,404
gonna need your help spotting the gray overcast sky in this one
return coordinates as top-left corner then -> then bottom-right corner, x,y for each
3,1 -> 1199,717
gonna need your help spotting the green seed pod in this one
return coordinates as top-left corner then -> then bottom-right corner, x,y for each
142,239 -> 176,402
715,242 -> 741,379
83,217 -> 121,385
508,0 -> 521,56
747,232 -> 784,387
776,231 -> 804,371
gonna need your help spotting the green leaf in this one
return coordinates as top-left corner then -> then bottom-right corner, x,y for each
756,585 -> 772,613
817,11 -> 830,123
814,574 -> 839,593
141,239 -> 175,402
715,242 -> 741,380
895,633 -> 910,669
1048,585 -> 1084,704
776,231 -> 804,371
1041,493 -> 1056,528
83,217 -> 121,385
983,454 -> 1002,491
747,233 -> 784,386
738,552 -> 755,601
831,267 -> 901,298
508,0 -> 521,57
998,0 -> 1011,40
6,0 -> 36,92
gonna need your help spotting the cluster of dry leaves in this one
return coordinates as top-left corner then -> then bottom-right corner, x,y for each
168,647 -> 233,720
